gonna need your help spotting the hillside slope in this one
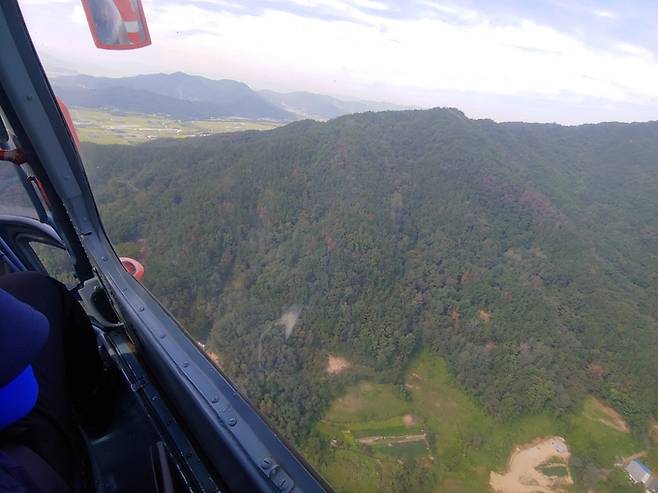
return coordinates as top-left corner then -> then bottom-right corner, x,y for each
53,72 -> 293,120
259,89 -> 410,120
80,108 -> 658,443
53,72 -> 410,121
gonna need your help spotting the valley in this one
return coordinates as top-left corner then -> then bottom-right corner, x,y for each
70,108 -> 280,144
52,72 -> 407,124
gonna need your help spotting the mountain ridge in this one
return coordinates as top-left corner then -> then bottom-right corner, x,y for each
53,72 -> 293,120
259,88 -> 411,120
52,72 -> 411,121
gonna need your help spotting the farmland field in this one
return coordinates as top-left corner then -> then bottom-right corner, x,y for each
307,352 -> 648,492
70,107 -> 280,144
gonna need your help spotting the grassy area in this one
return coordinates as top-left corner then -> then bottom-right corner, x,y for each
567,407 -> 639,468
581,395 -> 629,432
346,415 -> 424,438
70,107 -> 280,144
537,460 -> 569,478
317,448 -> 399,493
324,382 -> 412,423
375,441 -> 429,458
308,351 -> 648,493
311,380 -> 432,492
595,468 -> 644,493
407,352 -> 559,492
646,422 -> 658,471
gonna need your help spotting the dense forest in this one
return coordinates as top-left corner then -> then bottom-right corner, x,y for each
79,108 -> 658,452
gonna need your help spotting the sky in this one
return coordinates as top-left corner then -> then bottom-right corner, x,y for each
18,0 -> 658,124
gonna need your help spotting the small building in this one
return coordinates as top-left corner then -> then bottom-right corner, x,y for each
646,475 -> 658,493
625,460 -> 651,484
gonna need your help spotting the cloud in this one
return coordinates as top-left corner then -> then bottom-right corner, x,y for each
592,9 -> 615,19
615,42 -> 653,60
17,0 -> 658,122
71,4 -> 87,26
143,3 -> 658,104
352,0 -> 389,11
418,1 -> 478,22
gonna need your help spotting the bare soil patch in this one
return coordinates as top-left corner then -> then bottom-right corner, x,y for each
326,355 -> 351,374
490,436 -> 573,493
585,362 -> 608,380
478,309 -> 493,323
587,397 -> 630,433
278,306 -> 301,338
205,349 -> 222,369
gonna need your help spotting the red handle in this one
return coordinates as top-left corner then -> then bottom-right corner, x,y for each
120,257 -> 144,281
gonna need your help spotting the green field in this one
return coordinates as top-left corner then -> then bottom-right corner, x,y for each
375,440 -> 429,458
323,383 -> 412,423
350,416 -> 423,438
307,351 -> 648,492
539,465 -> 569,477
537,457 -> 569,478
70,107 -> 280,144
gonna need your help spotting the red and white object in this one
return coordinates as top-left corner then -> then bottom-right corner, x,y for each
81,0 -> 151,50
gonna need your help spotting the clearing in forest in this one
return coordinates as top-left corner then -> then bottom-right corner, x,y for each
310,352 -> 645,493
478,309 -> 493,322
356,433 -> 426,445
312,382 -> 428,492
581,396 -> 630,433
326,355 -> 351,374
490,437 -> 573,493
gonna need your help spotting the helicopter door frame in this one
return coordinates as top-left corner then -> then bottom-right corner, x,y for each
0,214 -> 67,274
0,2 -> 330,492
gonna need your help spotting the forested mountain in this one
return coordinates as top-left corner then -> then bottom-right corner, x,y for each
80,108 -> 658,447
52,72 -> 408,121
259,89 -> 410,120
53,72 -> 292,120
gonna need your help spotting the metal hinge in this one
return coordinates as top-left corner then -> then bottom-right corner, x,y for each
260,457 -> 295,493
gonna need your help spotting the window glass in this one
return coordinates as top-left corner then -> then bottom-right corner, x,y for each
1,110 -> 39,219
19,2 -> 658,492
29,241 -> 77,287
0,165 -> 37,218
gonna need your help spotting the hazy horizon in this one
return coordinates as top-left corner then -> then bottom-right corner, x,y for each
19,0 -> 658,125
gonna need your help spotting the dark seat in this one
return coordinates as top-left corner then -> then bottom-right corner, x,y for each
0,274 -> 102,493
0,444 -> 71,493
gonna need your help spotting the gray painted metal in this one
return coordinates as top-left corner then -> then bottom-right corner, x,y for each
0,2 -> 330,491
